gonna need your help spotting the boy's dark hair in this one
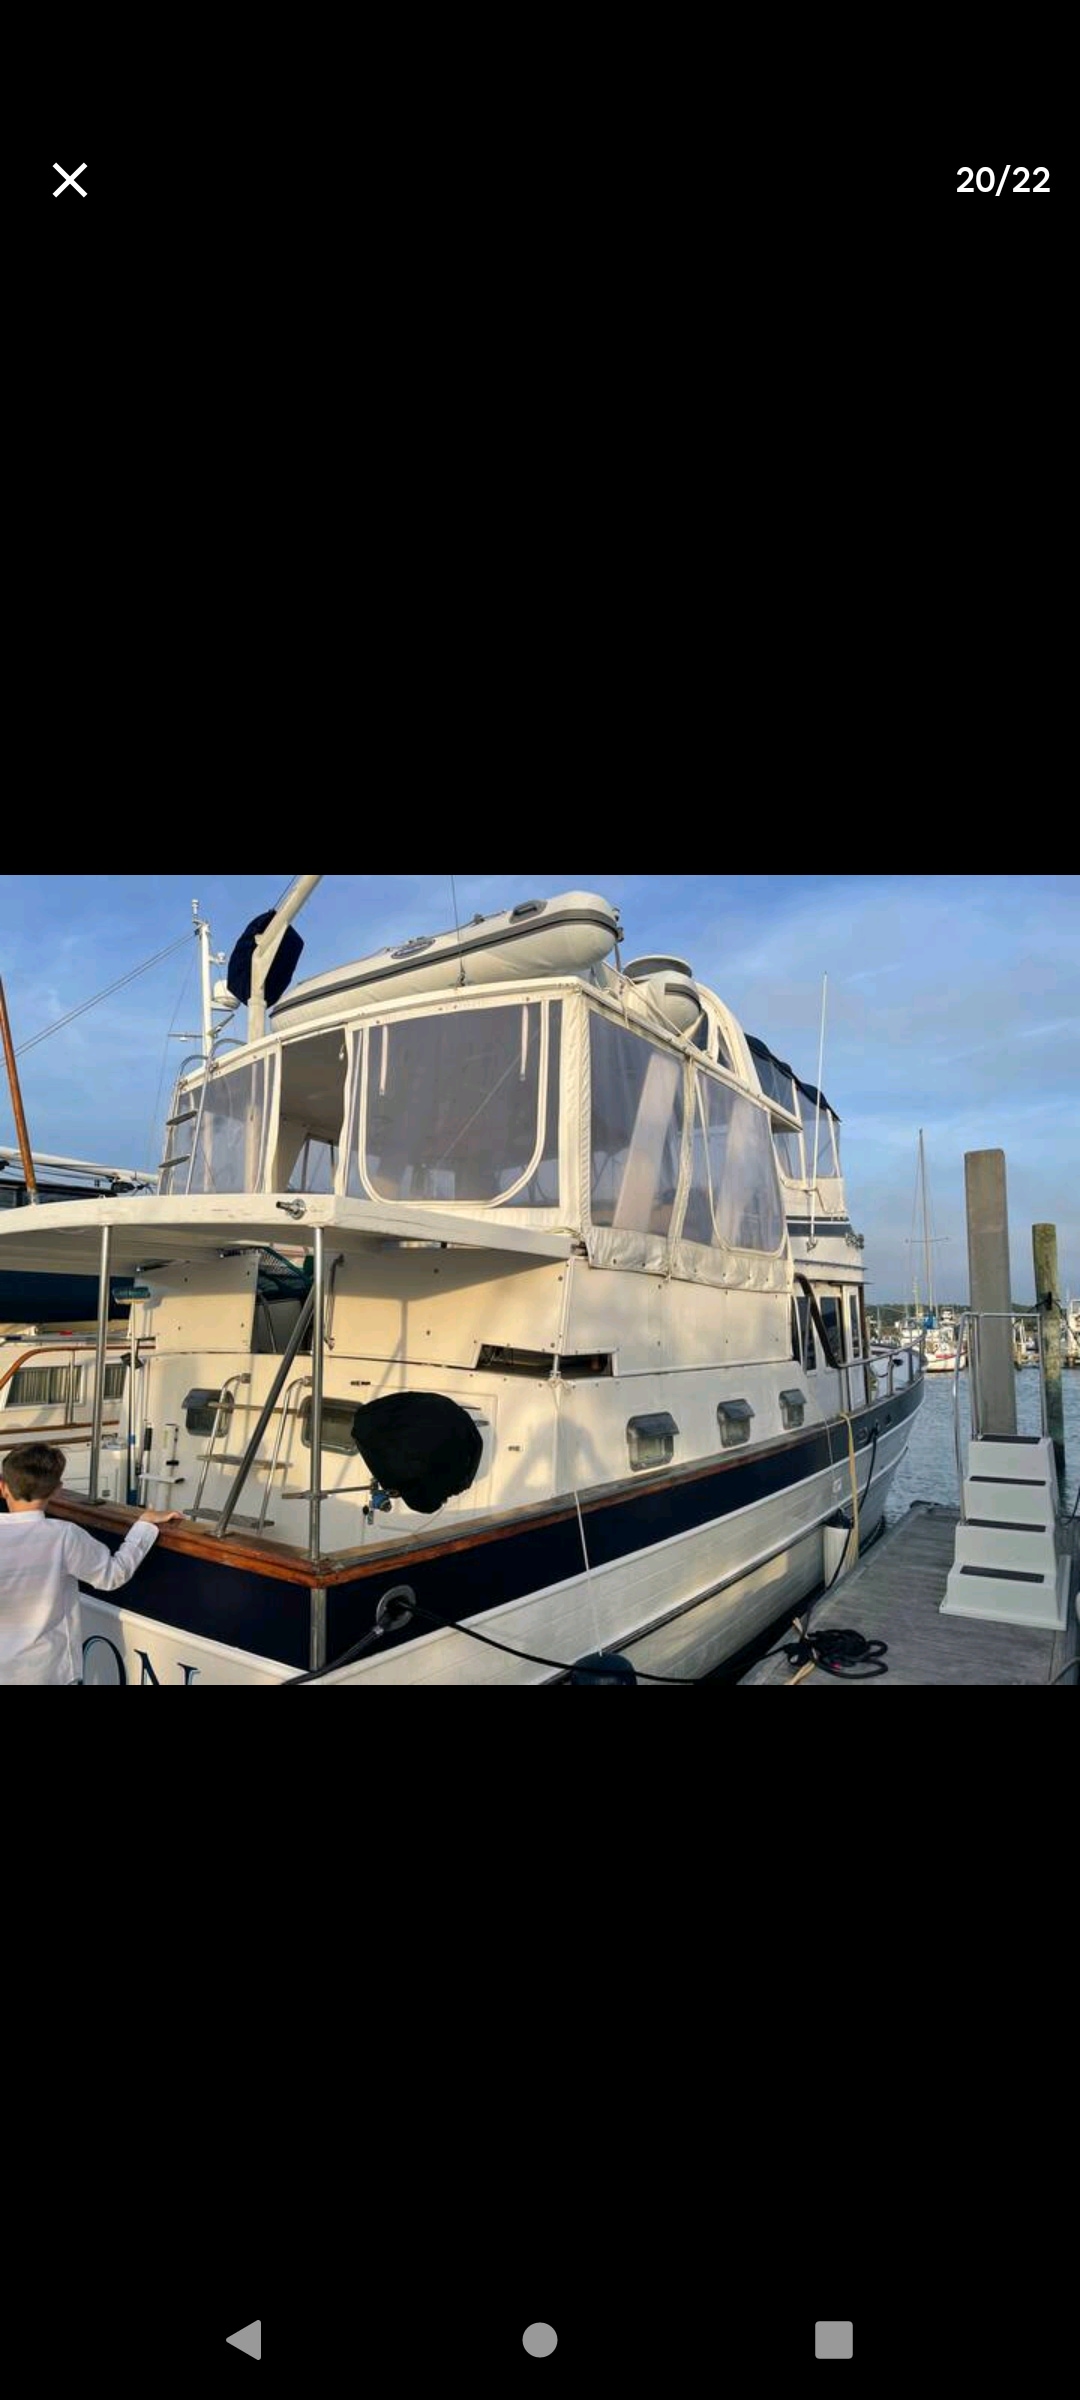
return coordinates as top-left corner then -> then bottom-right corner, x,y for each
1,1443 -> 67,1501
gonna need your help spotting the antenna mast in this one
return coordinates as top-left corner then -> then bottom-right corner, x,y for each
919,1128 -> 934,1324
807,974 -> 828,1250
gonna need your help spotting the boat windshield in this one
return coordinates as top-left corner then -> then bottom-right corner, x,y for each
161,1055 -> 277,1196
347,1000 -> 561,1207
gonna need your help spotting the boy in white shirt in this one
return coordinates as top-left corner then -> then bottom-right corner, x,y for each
0,1441 -> 180,1686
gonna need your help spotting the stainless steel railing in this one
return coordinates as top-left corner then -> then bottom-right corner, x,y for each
867,1342 -> 922,1402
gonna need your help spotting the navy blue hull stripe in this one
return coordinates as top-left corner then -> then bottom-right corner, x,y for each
70,1376 -> 922,1668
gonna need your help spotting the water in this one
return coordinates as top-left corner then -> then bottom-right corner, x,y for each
886,1368 -> 1080,1524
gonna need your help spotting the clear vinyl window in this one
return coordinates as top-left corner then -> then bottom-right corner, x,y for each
174,1055 -> 277,1196
352,1001 -> 558,1208
683,1071 -> 785,1253
589,1014 -> 684,1235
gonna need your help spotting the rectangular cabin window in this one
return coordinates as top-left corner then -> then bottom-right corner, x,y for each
846,1290 -> 862,1361
796,1296 -> 817,1372
300,1399 -> 360,1454
353,1001 -> 555,1207
102,1361 -> 127,1399
682,1071 -> 785,1252
183,1387 -> 229,1436
589,1015 -> 684,1235
5,1364 -> 73,1409
817,1296 -> 842,1363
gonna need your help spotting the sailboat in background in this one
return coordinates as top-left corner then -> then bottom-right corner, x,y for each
910,1129 -> 966,1372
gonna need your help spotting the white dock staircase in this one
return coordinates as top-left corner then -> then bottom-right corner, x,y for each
942,1433 -> 1071,1633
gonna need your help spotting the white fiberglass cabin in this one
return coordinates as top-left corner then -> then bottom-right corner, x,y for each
0,1334 -> 129,1486
0,885 -> 923,1684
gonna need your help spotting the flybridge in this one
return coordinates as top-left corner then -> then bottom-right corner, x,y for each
746,1036 -> 840,1129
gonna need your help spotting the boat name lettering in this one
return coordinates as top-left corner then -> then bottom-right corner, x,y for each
82,1635 -> 199,1686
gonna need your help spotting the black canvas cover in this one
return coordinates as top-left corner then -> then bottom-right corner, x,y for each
226,911 -> 304,1007
351,1392 -> 484,1515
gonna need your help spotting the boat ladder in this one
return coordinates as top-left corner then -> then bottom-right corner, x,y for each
185,1372 -> 376,1532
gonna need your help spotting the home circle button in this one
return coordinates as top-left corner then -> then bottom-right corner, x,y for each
522,2324 -> 558,2357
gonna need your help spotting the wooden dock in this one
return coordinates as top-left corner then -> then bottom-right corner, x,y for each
740,1501 -> 1080,1686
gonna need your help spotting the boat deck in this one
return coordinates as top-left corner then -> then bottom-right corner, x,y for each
739,1500 -> 1080,1686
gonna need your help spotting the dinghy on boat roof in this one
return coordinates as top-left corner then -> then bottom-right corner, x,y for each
266,890 -> 623,1031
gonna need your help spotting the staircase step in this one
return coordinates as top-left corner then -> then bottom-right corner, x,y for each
185,1509 -> 273,1530
954,1524 -> 1058,1576
201,1454 -> 281,1469
963,1479 -> 1050,1524
941,1554 -> 1070,1634
967,1434 -> 1058,1494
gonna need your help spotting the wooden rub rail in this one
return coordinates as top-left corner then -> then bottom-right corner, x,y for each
45,1492 -> 328,1589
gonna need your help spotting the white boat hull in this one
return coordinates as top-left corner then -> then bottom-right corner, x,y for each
75,1416 -> 911,1685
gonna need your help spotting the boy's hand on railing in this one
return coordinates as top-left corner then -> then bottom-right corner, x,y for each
139,1509 -> 183,1525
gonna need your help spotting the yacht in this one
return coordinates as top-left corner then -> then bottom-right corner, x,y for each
925,1315 -> 967,1374
0,1151 -> 154,1328
0,881 -> 925,1685
0,1328 -> 130,1487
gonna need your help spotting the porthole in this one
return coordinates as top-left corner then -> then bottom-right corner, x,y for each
717,1399 -> 755,1449
627,1412 -> 678,1471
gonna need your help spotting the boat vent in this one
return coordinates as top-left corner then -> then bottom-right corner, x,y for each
391,934 -> 437,959
476,1344 -> 612,1378
622,954 -> 692,981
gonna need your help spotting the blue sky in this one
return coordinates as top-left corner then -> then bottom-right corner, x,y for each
3,873 -> 1076,1302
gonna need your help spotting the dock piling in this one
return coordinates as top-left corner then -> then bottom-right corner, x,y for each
1032,1223 -> 1066,1488
964,1150 -> 1016,1437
